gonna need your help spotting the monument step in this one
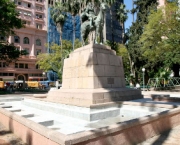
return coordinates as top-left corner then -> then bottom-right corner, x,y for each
5,108 -> 21,112
15,111 -> 35,118
28,116 -> 54,126
0,105 -> 12,108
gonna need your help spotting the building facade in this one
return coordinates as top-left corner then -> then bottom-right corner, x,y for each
0,0 -> 48,81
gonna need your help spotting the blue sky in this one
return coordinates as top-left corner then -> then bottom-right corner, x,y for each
124,0 -> 133,31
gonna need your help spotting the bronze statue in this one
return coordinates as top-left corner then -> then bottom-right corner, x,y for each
81,2 -> 107,45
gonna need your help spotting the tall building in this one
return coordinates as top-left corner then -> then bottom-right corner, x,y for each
104,0 -> 124,43
0,0 -> 48,81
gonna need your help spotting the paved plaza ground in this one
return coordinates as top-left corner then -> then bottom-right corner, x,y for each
0,90 -> 180,145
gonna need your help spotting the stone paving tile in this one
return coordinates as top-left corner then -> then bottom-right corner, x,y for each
0,122 -> 27,145
139,125 -> 180,145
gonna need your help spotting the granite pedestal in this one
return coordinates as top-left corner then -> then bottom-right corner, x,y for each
47,44 -> 143,120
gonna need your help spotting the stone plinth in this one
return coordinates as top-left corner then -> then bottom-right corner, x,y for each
47,44 -> 143,107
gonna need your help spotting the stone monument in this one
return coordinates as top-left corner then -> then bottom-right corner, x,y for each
47,44 -> 143,107
47,2 -> 143,120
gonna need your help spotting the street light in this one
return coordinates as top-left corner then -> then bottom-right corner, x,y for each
142,68 -> 145,91
42,72 -> 45,82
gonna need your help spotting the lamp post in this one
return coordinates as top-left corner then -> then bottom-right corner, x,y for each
142,68 -> 145,91
42,72 -> 45,82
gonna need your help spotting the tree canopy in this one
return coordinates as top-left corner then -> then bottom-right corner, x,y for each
36,39 -> 82,80
0,0 -> 26,64
139,1 -> 180,77
0,0 -> 24,36
126,0 -> 158,79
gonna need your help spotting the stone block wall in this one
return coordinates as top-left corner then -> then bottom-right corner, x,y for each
62,44 -> 126,89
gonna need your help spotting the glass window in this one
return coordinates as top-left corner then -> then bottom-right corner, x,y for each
36,23 -> 42,29
36,14 -> 43,19
3,73 -> 8,76
14,36 -> 20,43
9,73 -> 13,76
36,49 -> 41,55
25,64 -> 28,69
3,62 -> 5,67
36,39 -> 41,46
19,63 -> 24,68
23,37 -> 29,44
28,3 -> 31,8
15,63 -> 18,68
24,48 -> 29,54
36,65 -> 39,69
0,36 -> 5,41
18,1 -> 21,5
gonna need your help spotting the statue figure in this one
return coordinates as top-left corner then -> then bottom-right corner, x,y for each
81,2 -> 96,29
81,2 -> 107,45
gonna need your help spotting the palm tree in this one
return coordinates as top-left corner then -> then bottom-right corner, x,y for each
51,1 -> 67,64
66,0 -> 80,50
116,3 -> 128,43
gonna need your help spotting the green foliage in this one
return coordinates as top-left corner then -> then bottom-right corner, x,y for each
126,0 -> 158,79
0,43 -> 28,65
0,0 -> 24,36
0,0 -> 26,63
74,39 -> 82,49
36,40 -> 72,81
50,2 -> 67,31
139,1 -> 180,77
66,0 -> 80,16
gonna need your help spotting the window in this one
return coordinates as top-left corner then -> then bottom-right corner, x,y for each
14,36 -> 20,43
36,49 -> 41,55
36,0 -> 43,3
28,3 -> 31,8
36,14 -> 43,19
19,63 -> 24,68
36,23 -> 42,29
23,20 -> 31,25
0,62 -> 6,68
36,39 -> 41,46
23,2 -> 31,8
36,6 -> 43,11
36,65 -> 39,69
25,64 -> 28,69
15,63 -> 28,69
0,36 -> 6,41
24,48 -> 29,54
23,37 -> 29,44
15,0 -> 21,5
24,11 -> 31,16
15,63 -> 18,68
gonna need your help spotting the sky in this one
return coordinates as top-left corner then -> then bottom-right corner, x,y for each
124,0 -> 133,31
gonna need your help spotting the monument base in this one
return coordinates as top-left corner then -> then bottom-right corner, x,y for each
47,88 -> 143,107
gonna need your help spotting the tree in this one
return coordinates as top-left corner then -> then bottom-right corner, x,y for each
139,1 -> 180,77
0,0 -> 27,64
126,0 -> 158,80
116,3 -> 128,43
66,0 -> 80,50
0,43 -> 27,65
0,0 -> 24,36
36,40 -> 72,81
51,1 -> 67,63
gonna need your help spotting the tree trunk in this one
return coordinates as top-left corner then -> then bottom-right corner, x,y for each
72,16 -> 75,50
110,9 -> 114,49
